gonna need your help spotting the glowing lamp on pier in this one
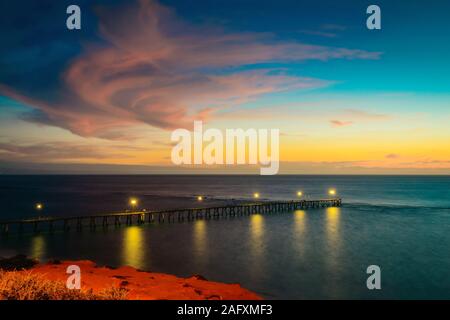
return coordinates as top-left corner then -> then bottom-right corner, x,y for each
328,189 -> 336,196
35,203 -> 43,210
253,193 -> 260,199
129,198 -> 138,210
197,196 -> 203,201
297,191 -> 303,197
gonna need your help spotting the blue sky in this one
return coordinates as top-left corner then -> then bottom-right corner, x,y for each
161,0 -> 450,93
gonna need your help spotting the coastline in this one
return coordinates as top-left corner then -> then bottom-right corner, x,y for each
0,257 -> 261,300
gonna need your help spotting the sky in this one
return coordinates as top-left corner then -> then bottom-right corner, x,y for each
0,0 -> 449,174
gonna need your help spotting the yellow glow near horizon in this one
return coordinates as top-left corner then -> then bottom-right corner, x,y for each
297,191 -> 303,197
253,192 -> 260,199
35,203 -> 43,210
3,93 -> 450,175
328,189 -> 336,196
197,196 -> 203,201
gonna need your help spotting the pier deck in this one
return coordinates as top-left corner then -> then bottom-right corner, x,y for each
0,198 -> 341,234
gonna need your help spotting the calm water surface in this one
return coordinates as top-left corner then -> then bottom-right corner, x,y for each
0,175 -> 449,299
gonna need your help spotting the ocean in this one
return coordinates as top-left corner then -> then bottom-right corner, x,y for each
0,175 -> 449,299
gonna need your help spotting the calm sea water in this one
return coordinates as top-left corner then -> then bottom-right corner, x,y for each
0,175 -> 449,299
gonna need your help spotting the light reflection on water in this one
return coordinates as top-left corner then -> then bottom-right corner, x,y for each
122,226 -> 145,270
30,234 -> 46,261
325,206 -> 342,298
293,210 -> 307,258
250,214 -> 265,257
293,210 -> 306,234
326,207 -> 341,251
248,214 -> 265,281
193,220 -> 207,266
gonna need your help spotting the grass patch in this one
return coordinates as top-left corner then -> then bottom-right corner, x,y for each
0,271 -> 128,300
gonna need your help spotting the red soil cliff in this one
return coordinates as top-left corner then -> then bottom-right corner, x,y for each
24,260 -> 261,300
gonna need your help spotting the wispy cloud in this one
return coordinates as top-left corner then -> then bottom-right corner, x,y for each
0,0 -> 382,140
299,24 -> 348,38
330,120 -> 353,127
341,109 -> 390,120
327,109 -> 390,126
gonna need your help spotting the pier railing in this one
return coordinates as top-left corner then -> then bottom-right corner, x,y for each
0,198 -> 341,235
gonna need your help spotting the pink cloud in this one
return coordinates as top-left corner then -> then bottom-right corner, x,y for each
341,109 -> 390,120
1,0 -> 382,139
330,120 -> 353,127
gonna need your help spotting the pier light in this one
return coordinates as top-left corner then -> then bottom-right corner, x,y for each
328,189 -> 336,196
197,196 -> 203,201
253,193 -> 260,199
129,198 -> 138,209
35,203 -> 43,210
297,191 -> 303,197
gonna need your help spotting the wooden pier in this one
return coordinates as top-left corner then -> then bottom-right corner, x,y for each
0,198 -> 341,235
